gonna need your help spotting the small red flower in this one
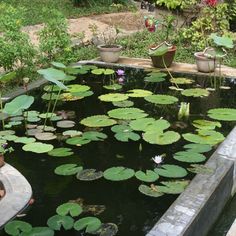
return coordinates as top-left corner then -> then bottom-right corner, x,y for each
205,0 -> 217,7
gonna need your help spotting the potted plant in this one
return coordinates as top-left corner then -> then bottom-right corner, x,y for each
146,15 -> 176,68
0,143 -> 14,167
194,34 -> 234,73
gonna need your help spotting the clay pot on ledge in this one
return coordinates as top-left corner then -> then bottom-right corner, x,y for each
97,44 -> 122,63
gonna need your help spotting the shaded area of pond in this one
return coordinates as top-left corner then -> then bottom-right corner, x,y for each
0,66 -> 236,235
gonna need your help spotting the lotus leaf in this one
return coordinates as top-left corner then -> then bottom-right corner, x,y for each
48,148 -> 74,157
56,203 -> 82,217
173,151 -> 206,163
54,164 -> 83,176
144,94 -> 178,105
181,88 -> 209,97
111,125 -> 133,133
103,84 -> 122,90
154,164 -> 188,178
67,84 -> 90,93
170,77 -> 194,84
23,142 -> 53,153
98,93 -> 128,102
143,131 -> 180,145
20,227 -> 54,236
26,129 -> 42,137
7,121 -> 22,127
157,180 -> 189,194
35,132 -> 57,141
138,184 -> 164,197
82,131 -> 107,141
182,130 -> 224,145
207,108 -> 236,121
187,164 -> 214,174
77,169 -> 103,181
115,132 -> 140,142
47,215 -> 74,230
74,217 -> 102,233
14,137 -> 36,144
56,120 -> 75,128
127,89 -> 153,98
62,130 -> 82,137
104,166 -> 135,181
91,68 -> 114,75
210,34 -> 234,48
80,115 -> 117,127
66,136 -> 91,146
112,100 -> 134,107
4,220 -> 32,236
192,119 -> 221,130
149,43 -> 168,56
3,95 -> 34,115
96,223 -> 118,236
108,108 -> 148,120
129,118 -> 155,131
51,61 -> 66,69
135,170 -> 159,182
183,143 -> 212,153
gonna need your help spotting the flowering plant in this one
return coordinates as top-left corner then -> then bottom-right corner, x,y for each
0,143 -> 14,155
204,0 -> 217,7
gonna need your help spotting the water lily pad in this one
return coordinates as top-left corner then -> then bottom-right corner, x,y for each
47,215 -> 74,230
138,184 -> 164,197
143,131 -> 180,145
96,223 -> 118,236
0,130 -> 15,136
144,72 -> 166,83
10,116 -> 24,122
51,61 -> 66,69
114,132 -> 140,142
127,89 -> 153,97
4,134 -> 18,141
91,68 -> 114,75
26,129 -> 43,136
187,164 -> 214,174
192,119 -> 221,130
111,125 -> 132,133
181,88 -> 209,97
4,220 -> 32,236
27,117 -> 41,123
43,85 -> 61,92
170,77 -> 194,84
154,164 -> 188,178
157,180 -> 189,194
74,217 -> 102,233
71,90 -> 93,98
54,164 -> 83,176
207,108 -> 236,121
183,143 -> 212,153
14,137 -> 36,144
56,120 -> 75,128
103,84 -> 122,90
67,84 -> 90,93
129,118 -> 155,131
144,94 -> 178,105
48,148 -> 74,157
23,142 -> 53,153
135,170 -> 159,182
112,100 -> 134,107
80,115 -> 117,127
142,119 -> 170,133
20,227 -> 54,236
35,132 -> 57,141
39,113 -> 57,119
173,151 -> 206,163
82,131 -> 107,141
56,203 -> 82,217
66,136 -> 91,146
108,108 -> 148,120
77,169 -> 103,181
104,166 -> 135,181
98,93 -> 128,102
62,130 -> 82,137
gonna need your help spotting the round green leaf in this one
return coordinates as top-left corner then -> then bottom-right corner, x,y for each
98,93 -> 128,102
22,142 -> 53,153
54,164 -> 83,176
14,137 -> 36,144
192,119 -> 221,130
127,89 -> 153,98
207,108 -> 236,121
183,144 -> 212,153
74,217 -> 101,233
135,170 -> 159,182
56,203 -> 82,217
80,115 -> 117,127
104,166 -> 135,181
129,118 -> 155,131
108,108 -> 148,120
144,94 -> 178,105
114,132 -> 140,142
82,131 -> 107,141
112,100 -> 134,107
181,88 -> 209,97
67,84 -> 90,93
170,77 -> 194,84
77,169 -> 103,181
66,137 -> 91,146
47,215 -> 74,230
111,125 -> 132,133
103,84 -> 122,90
4,220 -> 32,236
154,164 -> 188,178
138,184 -> 164,197
157,180 -> 189,194
48,148 -> 74,157
20,227 -> 54,236
173,151 -> 206,163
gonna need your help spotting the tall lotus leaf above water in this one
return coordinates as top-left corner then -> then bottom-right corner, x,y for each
108,108 -> 148,120
98,93 -> 128,102
144,94 -> 178,105
47,215 -> 74,230
104,166 -> 135,181
74,217 -> 102,233
3,95 -> 34,115
207,108 -> 236,121
154,164 -> 188,178
181,88 -> 209,97
210,33 -> 234,48
4,220 -> 32,236
80,115 -> 117,127
51,61 -> 66,69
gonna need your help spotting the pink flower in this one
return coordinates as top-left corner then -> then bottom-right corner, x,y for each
204,0 -> 217,7
116,69 -> 125,76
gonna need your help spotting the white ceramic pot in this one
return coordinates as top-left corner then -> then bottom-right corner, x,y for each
97,45 -> 122,63
194,52 -> 216,73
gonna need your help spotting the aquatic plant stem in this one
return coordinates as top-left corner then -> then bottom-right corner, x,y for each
51,88 -> 62,116
43,85 -> 54,130
0,92 -> 5,130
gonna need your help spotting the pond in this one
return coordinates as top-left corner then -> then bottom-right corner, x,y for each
0,64 -> 236,236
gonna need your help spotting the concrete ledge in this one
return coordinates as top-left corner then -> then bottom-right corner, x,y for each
146,127 -> 236,236
0,163 -> 32,228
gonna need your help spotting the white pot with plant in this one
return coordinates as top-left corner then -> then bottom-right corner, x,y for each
89,24 -> 122,63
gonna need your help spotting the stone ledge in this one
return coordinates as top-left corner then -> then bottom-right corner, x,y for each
0,163 -> 32,228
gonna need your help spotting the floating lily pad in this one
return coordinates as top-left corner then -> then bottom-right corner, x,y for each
71,90 -> 94,98
26,128 -> 43,137
62,130 -> 82,137
27,117 -> 41,122
104,167 -> 135,181
103,84 -> 122,90
181,88 -> 209,97
60,93 -> 82,101
192,119 -> 221,130
77,169 -> 103,181
143,131 -> 180,145
47,215 -> 74,230
74,217 -> 102,233
82,131 -> 107,141
144,94 -> 178,105
96,223 -> 118,236
66,136 -> 91,146
54,164 -> 83,176
144,75 -> 166,83
207,108 -> 236,121
154,164 -> 188,178
35,132 -> 57,141
14,137 -> 36,144
57,120 -> 75,128
48,148 -> 74,157
135,170 -> 159,182
127,89 -> 153,98
56,203 -> 82,217
20,227 -> 54,236
111,125 -> 132,133
157,180 -> 189,194
10,116 -> 24,122
129,118 -> 155,131
170,77 -> 194,84
23,142 -> 53,153
173,151 -> 206,163
183,143 -> 212,153
115,132 -> 140,142
187,164 -> 214,174
112,100 -> 134,107
4,220 -> 32,236
67,84 -> 90,93
98,93 -> 128,102
138,184 -> 164,197
4,134 -> 18,141
0,130 -> 15,136
91,68 -> 114,75
141,119 -> 170,133
39,113 -> 57,119
108,108 -> 148,120
80,115 -> 117,127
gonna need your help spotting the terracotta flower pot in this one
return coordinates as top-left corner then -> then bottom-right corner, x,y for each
150,45 -> 177,68
97,44 -> 122,63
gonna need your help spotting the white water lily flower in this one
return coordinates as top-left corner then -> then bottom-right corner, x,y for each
152,155 -> 163,164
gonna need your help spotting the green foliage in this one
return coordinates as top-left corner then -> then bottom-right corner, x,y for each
135,170 -> 159,182
207,108 -> 236,121
154,165 -> 188,178
47,215 -> 74,230
54,164 -> 83,176
77,169 -> 104,181
4,220 -> 32,236
173,151 -> 206,163
138,184 -> 164,197
74,217 -> 101,233
157,180 -> 189,194
20,227 -> 54,236
108,108 -> 148,120
23,142 -> 54,153
56,203 -> 82,217
104,166 -> 135,181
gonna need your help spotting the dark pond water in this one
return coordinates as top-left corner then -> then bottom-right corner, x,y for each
1,66 -> 236,236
